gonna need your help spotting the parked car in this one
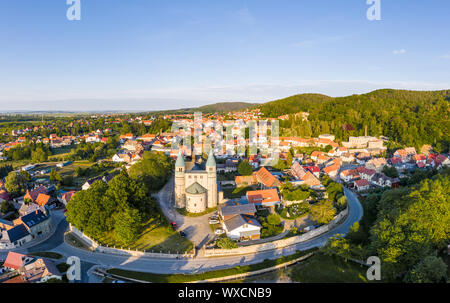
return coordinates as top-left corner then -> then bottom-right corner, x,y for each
303,225 -> 316,232
179,231 -> 186,237
214,228 -> 225,235
171,222 -> 177,229
209,219 -> 220,225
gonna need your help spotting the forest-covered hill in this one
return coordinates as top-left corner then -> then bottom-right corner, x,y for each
256,89 -> 449,152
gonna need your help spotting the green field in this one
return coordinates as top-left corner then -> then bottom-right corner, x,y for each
288,252 -> 369,283
96,218 -> 193,254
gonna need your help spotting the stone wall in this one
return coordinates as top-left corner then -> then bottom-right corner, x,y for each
68,224 -> 195,259
204,207 -> 349,257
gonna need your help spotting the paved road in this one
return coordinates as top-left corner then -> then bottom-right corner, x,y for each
1,188 -> 363,277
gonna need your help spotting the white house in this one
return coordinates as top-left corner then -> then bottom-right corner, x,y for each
222,215 -> 262,241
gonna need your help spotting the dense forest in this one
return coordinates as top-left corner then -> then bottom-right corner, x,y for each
257,89 -> 450,153
323,167 -> 450,282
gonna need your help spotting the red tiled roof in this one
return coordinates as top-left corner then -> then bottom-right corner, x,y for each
35,193 -> 51,207
254,167 -> 280,187
3,252 -> 27,270
354,179 -> 369,187
247,189 -> 280,204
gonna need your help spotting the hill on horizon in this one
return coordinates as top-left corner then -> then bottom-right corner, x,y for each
257,89 -> 449,153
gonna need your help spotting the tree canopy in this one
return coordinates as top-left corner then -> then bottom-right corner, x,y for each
258,89 -> 449,152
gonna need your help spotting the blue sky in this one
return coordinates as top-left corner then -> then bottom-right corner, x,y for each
0,0 -> 449,111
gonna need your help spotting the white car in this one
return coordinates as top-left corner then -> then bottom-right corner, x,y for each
214,229 -> 225,235
209,219 -> 220,225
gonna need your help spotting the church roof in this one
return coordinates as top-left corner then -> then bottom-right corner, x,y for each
185,182 -> 207,194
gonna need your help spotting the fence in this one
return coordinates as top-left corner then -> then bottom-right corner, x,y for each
204,207 -> 349,257
68,224 -> 195,259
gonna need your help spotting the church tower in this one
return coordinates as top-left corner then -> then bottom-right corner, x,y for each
174,151 -> 186,208
206,149 -> 217,208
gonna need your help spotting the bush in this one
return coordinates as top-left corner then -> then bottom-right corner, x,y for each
216,237 -> 238,249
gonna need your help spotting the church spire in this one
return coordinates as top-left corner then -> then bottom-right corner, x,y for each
206,149 -> 216,167
175,150 -> 185,167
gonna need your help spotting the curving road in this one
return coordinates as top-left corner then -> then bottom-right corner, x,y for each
1,188 -> 363,277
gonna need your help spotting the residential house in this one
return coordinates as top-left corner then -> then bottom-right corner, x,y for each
340,153 -> 355,163
246,189 -> 280,208
253,167 -> 281,188
354,179 -> 370,191
322,162 -> 340,178
434,154 -> 450,169
0,224 -> 33,249
24,186 -> 49,203
304,166 -> 320,178
15,208 -> 52,237
58,190 -> 76,206
366,158 -> 387,172
20,258 -> 62,283
2,252 -> 34,270
222,213 -> 262,241
357,166 -> 376,181
339,169 -> 359,183
290,162 -> 307,180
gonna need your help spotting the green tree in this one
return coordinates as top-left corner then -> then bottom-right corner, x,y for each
310,200 -> 336,225
66,180 -> 110,237
4,171 -> 27,197
49,168 -> 62,182
32,147 -> 48,163
20,170 -> 32,182
114,207 -> 143,245
336,195 -> 347,210
128,151 -> 172,192
369,174 -> 450,281
382,165 -> 399,178
267,213 -> 281,226
237,160 -> 253,176
404,256 -> 447,283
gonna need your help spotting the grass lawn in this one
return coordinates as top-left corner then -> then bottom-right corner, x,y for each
222,186 -> 253,199
96,218 -> 193,254
29,252 -> 63,260
107,249 -> 317,283
175,206 -> 217,217
288,252 -> 369,283
49,146 -> 75,161
65,232 -> 92,251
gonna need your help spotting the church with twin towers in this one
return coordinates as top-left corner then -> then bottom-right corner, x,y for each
174,149 -> 224,213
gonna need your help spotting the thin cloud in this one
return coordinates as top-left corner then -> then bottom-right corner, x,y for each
236,8 -> 255,24
393,49 -> 406,55
440,53 -> 450,60
292,35 -> 346,48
